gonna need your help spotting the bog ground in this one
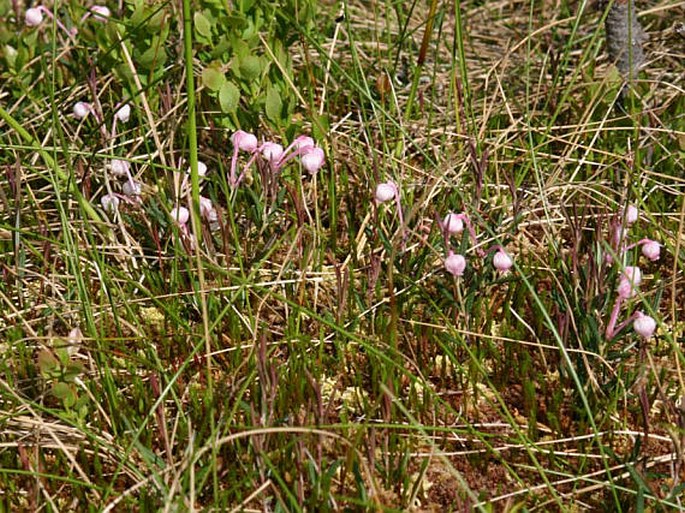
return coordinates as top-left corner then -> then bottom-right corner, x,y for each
0,0 -> 684,511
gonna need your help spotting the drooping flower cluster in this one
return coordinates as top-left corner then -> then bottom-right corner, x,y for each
605,205 -> 661,340
24,4 -> 111,40
228,131 -> 325,187
166,159 -> 219,248
437,211 -> 514,278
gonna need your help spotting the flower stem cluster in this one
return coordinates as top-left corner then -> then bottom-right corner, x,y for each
166,160 -> 219,248
228,131 -> 324,188
605,205 -> 661,340
88,102 -> 138,217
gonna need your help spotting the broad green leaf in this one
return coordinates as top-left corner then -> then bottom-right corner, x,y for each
210,36 -> 232,59
194,12 -> 212,39
37,350 -> 59,376
239,55 -> 261,82
202,67 -> 226,92
138,44 -> 166,70
219,81 -> 240,113
265,85 -> 282,123
4,45 -> 17,69
52,381 -> 76,406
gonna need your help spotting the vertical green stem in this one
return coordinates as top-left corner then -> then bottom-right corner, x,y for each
182,0 -> 217,502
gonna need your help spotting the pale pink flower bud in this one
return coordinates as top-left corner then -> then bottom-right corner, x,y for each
301,146 -> 325,174
199,196 -> 217,222
493,250 -> 513,273
444,251 -> 466,277
115,104 -> 131,123
25,7 -> 44,26
261,142 -> 284,163
442,213 -> 464,235
109,159 -> 130,178
122,180 -> 141,197
231,130 -> 258,152
170,206 -> 189,225
293,135 -> 314,150
633,312 -> 656,339
375,182 -> 396,203
641,240 -> 660,261
90,5 -> 111,21
625,205 -> 638,225
73,101 -> 92,119
100,194 -> 120,212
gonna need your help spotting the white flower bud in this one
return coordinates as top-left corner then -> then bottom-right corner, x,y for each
375,182 -> 396,203
115,104 -> 131,123
625,205 -> 638,225
100,194 -> 120,213
73,101 -> 92,120
109,159 -> 130,178
67,328 -> 82,356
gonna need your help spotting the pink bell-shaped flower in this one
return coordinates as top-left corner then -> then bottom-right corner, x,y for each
73,101 -> 92,120
625,205 -> 638,225
444,251 -> 466,277
301,146 -> 325,174
493,250 -> 513,273
90,5 -> 111,21
231,130 -> 258,152
641,240 -> 660,261
25,7 -> 44,26
617,266 -> 642,299
100,194 -> 120,213
375,182 -> 397,203
109,159 -> 130,178
261,142 -> 284,163
122,180 -> 141,197
633,312 -> 656,339
170,206 -> 189,225
442,213 -> 464,235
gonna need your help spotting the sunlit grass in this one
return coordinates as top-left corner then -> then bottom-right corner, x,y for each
0,0 -> 683,510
